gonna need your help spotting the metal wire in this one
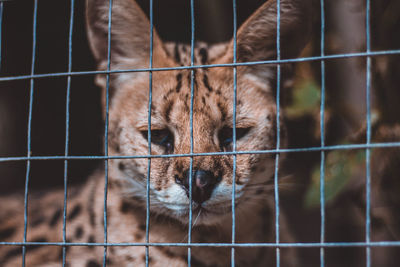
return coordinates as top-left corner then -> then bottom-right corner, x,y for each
1,142 -> 400,162
231,0 -> 238,265
365,0 -> 372,266
22,0 -> 38,265
101,0 -> 114,265
187,0 -> 195,265
145,0 -> 154,265
2,240 -> 400,248
274,0 -> 281,266
319,0 -> 326,266
1,50 -> 400,82
61,0 -> 75,265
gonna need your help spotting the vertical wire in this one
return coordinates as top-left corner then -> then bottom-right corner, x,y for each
22,0 -> 38,265
319,0 -> 326,266
0,1 -> 3,70
62,0 -> 75,265
102,0 -> 113,265
188,0 -> 195,266
145,0 -> 154,266
231,0 -> 237,266
365,0 -> 371,266
274,0 -> 281,266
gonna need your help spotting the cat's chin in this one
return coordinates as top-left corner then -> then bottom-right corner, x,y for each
157,203 -> 234,226
177,210 -> 229,227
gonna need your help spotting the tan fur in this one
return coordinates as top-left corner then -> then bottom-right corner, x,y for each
0,0 -> 311,266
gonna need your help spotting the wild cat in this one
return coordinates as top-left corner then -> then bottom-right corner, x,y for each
0,0 -> 311,266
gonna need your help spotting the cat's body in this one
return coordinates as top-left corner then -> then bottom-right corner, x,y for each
0,169 -> 296,267
0,0 -> 311,266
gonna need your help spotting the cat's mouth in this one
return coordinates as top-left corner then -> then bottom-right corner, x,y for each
189,200 -> 238,217
162,194 -> 243,213
193,204 -> 218,215
181,205 -> 226,226
158,197 -> 245,226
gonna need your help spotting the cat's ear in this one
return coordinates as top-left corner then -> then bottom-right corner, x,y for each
226,0 -> 312,64
86,0 -> 170,74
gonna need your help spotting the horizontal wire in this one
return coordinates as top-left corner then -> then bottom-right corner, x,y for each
1,50 -> 400,82
0,142 -> 399,162
1,241 -> 400,248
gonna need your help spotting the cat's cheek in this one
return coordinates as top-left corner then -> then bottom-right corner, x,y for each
156,183 -> 190,207
206,182 -> 245,205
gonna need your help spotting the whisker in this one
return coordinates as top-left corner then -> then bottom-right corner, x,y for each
179,208 -> 202,243
192,209 -> 202,228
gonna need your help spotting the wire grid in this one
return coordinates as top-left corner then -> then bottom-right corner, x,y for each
0,0 -> 400,267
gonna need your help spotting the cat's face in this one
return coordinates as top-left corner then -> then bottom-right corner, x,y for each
87,0 -> 311,225
107,62 -> 278,225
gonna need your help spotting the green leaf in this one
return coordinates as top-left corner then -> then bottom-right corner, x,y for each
304,150 -> 366,208
287,80 -> 321,117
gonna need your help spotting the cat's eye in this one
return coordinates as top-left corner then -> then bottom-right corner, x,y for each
218,126 -> 252,151
140,129 -> 174,153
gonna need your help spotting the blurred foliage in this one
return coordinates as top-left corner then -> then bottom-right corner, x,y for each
286,80 -> 321,118
285,59 -> 373,209
305,149 -> 366,208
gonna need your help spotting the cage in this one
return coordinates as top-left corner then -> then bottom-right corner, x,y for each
1,0 -> 400,266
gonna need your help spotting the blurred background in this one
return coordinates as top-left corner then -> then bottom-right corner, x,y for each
0,0 -> 399,266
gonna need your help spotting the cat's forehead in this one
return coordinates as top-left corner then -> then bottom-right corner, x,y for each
114,42 -> 276,128
148,71 -> 275,129
163,42 -> 228,66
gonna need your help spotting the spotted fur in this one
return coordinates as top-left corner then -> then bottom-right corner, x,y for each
0,0 -> 311,266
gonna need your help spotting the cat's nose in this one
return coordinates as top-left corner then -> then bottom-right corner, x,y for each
179,169 -> 220,204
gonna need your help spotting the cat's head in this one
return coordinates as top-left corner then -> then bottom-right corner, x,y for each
86,0 -> 311,225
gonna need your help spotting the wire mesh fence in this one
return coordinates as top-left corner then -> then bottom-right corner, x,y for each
0,0 -> 400,266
